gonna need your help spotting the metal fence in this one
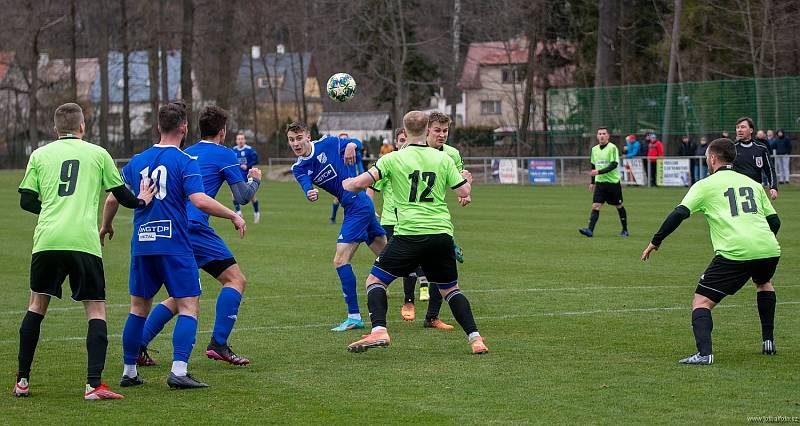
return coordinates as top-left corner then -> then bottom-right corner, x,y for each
263,155 -> 800,186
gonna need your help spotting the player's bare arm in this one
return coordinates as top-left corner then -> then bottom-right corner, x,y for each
343,166 -> 380,192
189,193 -> 247,238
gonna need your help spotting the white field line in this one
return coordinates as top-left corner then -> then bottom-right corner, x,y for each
0,301 -> 797,346
1,284 -> 798,317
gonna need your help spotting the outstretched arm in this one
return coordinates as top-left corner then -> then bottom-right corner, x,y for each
343,166 -> 380,193
642,205 -> 690,260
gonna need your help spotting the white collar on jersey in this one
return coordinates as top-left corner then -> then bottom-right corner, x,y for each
152,144 -> 179,149
233,144 -> 251,150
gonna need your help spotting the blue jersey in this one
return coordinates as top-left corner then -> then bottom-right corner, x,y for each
122,145 -> 205,257
291,135 -> 365,207
185,141 -> 244,225
232,144 -> 259,179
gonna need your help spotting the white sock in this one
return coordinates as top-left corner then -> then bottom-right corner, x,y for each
372,326 -> 387,333
348,313 -> 362,321
468,332 -> 481,341
123,364 -> 138,378
171,361 -> 188,377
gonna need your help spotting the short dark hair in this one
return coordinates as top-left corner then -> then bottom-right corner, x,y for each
286,122 -> 308,134
158,101 -> 188,134
596,126 -> 609,132
394,128 -> 406,138
428,111 -> 451,125
54,103 -> 84,133
736,116 -> 754,130
707,138 -> 736,163
198,105 -> 228,138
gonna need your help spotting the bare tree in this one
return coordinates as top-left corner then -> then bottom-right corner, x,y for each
98,0 -> 110,147
159,0 -> 169,103
181,0 -> 194,143
662,0 -> 682,138
591,0 -> 617,131
69,0 -> 78,101
121,0 -> 132,154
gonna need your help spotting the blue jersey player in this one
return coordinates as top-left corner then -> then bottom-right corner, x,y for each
287,122 -> 387,331
329,133 -> 364,224
232,133 -> 261,223
100,102 -> 246,389
136,106 -> 261,367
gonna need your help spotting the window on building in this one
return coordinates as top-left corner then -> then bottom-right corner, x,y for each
501,68 -> 524,84
481,100 -> 501,115
257,75 -> 284,89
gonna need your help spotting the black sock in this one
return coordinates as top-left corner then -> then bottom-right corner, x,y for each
425,283 -> 443,321
86,319 -> 107,388
757,291 -> 776,341
366,284 -> 388,328
18,311 -> 44,381
691,308 -> 713,356
446,290 -> 478,335
403,274 -> 416,304
588,210 -> 599,231
617,207 -> 628,232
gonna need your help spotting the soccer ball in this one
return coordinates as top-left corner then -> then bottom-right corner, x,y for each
326,73 -> 357,103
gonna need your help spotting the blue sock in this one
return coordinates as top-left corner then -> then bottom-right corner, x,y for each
336,264 -> 359,315
141,303 -> 175,348
233,201 -> 241,212
122,313 -> 146,365
331,203 -> 339,221
173,315 -> 197,363
212,287 -> 242,346
253,200 -> 260,213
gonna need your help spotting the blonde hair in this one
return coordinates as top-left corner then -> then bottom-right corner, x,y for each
403,111 -> 428,137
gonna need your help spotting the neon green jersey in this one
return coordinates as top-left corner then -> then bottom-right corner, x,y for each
375,144 -> 466,236
679,167 -> 780,260
18,137 -> 124,257
591,142 -> 620,183
440,144 -> 464,171
371,169 -> 397,226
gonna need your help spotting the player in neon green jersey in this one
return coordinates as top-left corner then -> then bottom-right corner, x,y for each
642,138 -> 781,365
579,127 -> 628,237
343,111 -> 488,355
15,103 -> 155,400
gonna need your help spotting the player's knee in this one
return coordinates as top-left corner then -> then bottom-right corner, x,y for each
592,203 -> 602,210
175,297 -> 199,318
692,293 -> 716,310
227,273 -> 246,294
83,301 -> 106,321
333,257 -> 349,269
438,282 -> 460,297
27,293 -> 50,315
756,281 -> 774,292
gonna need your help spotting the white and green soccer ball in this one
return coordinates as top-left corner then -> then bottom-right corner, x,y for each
326,73 -> 357,103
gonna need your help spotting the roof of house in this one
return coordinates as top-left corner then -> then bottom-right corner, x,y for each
317,111 -> 392,131
459,37 -> 529,90
90,50 -> 182,103
458,36 -> 575,90
237,52 -> 317,103
39,58 -> 99,99
0,51 -> 15,82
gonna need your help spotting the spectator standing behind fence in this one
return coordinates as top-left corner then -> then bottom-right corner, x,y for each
775,129 -> 792,184
379,139 -> 394,157
767,130 -> 777,154
624,135 -> 640,158
694,137 -> 709,179
678,135 -> 698,183
646,133 -> 664,186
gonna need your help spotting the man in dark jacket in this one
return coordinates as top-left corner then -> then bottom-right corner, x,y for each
775,129 -> 792,184
678,135 -> 698,183
694,137 -> 709,179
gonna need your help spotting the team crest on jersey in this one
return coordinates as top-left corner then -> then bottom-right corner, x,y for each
317,152 -> 328,164
314,164 -> 337,185
755,157 -> 763,168
137,220 -> 172,241
307,170 -> 313,175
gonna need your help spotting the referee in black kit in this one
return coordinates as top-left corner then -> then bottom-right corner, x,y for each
733,117 -> 778,200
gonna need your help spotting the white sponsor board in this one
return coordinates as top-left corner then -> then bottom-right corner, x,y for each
622,158 -> 646,186
498,159 -> 519,184
657,158 -> 691,187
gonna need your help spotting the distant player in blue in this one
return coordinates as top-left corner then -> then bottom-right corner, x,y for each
136,106 -> 261,367
232,133 -> 261,223
287,122 -> 387,331
329,133 -> 364,224
100,102 -> 246,389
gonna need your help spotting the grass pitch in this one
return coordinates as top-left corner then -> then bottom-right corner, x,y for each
0,170 -> 798,424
